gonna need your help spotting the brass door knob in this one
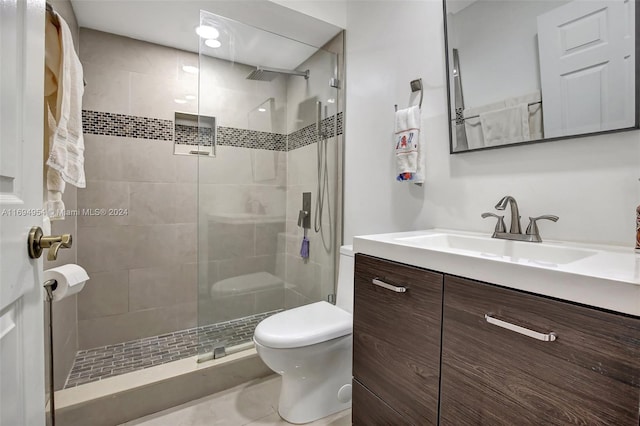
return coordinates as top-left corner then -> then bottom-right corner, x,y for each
28,226 -> 72,261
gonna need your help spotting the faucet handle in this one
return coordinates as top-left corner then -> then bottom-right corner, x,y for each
526,215 -> 559,238
481,212 -> 506,236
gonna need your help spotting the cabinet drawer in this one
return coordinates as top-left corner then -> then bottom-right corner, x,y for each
353,254 -> 443,425
440,275 -> 640,425
352,379 -> 409,425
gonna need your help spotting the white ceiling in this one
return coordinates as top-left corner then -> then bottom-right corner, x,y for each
70,0 -> 343,69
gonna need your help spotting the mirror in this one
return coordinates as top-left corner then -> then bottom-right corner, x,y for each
444,0 -> 639,153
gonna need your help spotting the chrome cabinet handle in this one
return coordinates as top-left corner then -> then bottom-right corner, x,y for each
485,314 -> 557,342
372,278 -> 407,293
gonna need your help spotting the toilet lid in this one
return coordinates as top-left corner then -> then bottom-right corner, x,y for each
254,301 -> 353,349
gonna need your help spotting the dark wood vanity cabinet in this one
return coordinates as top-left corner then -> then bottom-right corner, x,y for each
352,254 -> 443,425
352,255 -> 640,426
352,380 -> 408,424
440,275 -> 640,425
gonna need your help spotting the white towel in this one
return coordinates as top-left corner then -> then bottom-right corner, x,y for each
480,103 -> 530,147
463,99 -> 506,150
45,12 -> 85,219
505,91 -> 543,140
395,106 -> 423,184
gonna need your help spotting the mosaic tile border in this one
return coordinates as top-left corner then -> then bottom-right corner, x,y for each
82,110 -> 344,152
217,126 -> 286,151
82,110 -> 174,140
64,309 -> 281,388
175,124 -> 214,147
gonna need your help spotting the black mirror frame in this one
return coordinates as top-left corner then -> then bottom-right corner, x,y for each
443,0 -> 640,155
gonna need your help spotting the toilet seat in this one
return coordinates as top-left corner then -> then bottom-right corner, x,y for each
254,301 -> 352,349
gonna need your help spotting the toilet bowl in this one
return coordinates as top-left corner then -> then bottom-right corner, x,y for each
253,245 -> 355,424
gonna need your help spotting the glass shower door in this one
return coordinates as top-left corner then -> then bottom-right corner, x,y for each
196,9 -> 340,361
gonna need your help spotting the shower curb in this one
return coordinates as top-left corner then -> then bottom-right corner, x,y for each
54,348 -> 272,426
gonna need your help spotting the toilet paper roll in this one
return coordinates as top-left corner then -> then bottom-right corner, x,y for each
43,264 -> 89,302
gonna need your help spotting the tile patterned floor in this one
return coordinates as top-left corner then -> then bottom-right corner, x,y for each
120,376 -> 352,426
65,310 -> 281,388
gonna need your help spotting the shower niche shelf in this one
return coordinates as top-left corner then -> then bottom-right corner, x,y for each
173,112 -> 216,157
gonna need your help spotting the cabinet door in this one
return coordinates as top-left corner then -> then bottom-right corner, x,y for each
440,275 -> 640,425
352,379 -> 409,425
353,254 -> 443,425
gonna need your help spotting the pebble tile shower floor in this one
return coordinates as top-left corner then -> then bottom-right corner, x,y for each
64,310 -> 281,388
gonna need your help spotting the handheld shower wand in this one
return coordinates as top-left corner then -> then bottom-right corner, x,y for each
314,101 -> 330,234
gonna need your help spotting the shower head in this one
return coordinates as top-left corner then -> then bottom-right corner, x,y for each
246,66 -> 309,81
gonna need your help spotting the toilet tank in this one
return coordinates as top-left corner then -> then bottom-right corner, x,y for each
335,245 -> 354,314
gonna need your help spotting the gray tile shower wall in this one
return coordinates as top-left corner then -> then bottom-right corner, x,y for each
77,29 -> 202,349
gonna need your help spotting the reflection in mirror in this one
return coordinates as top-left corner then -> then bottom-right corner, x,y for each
444,0 -> 638,153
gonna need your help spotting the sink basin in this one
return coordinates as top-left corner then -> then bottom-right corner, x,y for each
396,233 -> 597,265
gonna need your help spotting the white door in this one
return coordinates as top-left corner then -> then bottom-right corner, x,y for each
538,0 -> 635,138
0,0 -> 46,425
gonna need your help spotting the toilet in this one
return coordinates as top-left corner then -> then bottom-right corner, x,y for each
253,245 -> 355,424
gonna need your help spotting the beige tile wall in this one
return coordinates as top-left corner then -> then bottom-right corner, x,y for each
77,30 -> 201,348
77,135 -> 199,348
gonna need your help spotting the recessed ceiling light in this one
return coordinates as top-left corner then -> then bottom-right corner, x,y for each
205,39 -> 222,49
174,98 -> 187,104
185,95 -> 196,100
258,108 -> 266,112
195,25 -> 219,39
182,65 -> 199,74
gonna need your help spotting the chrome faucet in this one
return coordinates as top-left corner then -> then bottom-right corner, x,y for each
495,196 -> 522,234
482,196 -> 558,243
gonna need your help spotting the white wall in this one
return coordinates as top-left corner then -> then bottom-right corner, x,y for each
344,0 -> 640,247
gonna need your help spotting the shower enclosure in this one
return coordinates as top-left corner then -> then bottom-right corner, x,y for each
195,10 -> 342,360
61,8 -> 343,402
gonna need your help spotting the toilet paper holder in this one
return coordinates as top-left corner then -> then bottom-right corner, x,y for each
27,226 -> 72,261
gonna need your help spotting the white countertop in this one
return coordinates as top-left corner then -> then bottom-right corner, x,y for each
353,229 -> 640,317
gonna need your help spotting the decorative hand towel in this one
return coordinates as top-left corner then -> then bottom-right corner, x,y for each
394,105 -> 423,184
45,11 -> 86,219
480,103 -> 530,147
